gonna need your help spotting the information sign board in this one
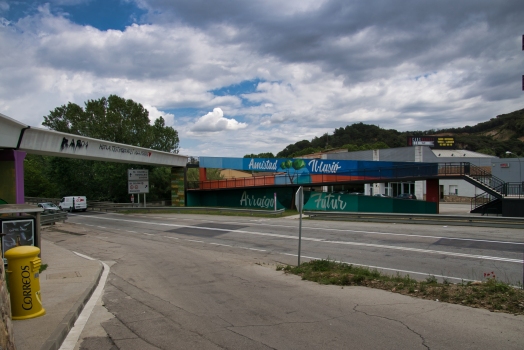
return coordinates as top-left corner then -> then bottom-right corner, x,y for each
128,180 -> 149,194
2,219 -> 34,264
128,169 -> 149,181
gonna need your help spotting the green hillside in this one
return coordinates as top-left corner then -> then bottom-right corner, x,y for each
273,109 -> 524,158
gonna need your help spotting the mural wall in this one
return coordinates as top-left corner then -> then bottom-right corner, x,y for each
199,157 -> 438,184
187,188 -> 436,214
303,192 -> 437,214
187,188 -> 312,210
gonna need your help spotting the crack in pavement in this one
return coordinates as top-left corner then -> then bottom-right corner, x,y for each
352,304 -> 430,350
105,275 -> 258,349
102,315 -> 161,350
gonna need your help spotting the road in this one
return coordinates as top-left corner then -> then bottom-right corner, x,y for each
42,211 -> 524,349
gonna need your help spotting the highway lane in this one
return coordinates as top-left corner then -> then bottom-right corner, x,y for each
41,212 -> 524,350
68,211 -> 524,285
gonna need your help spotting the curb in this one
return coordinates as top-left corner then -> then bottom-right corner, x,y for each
39,261 -> 104,350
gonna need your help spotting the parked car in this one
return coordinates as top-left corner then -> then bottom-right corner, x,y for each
37,202 -> 61,213
395,193 -> 417,200
373,194 -> 389,197
59,196 -> 87,212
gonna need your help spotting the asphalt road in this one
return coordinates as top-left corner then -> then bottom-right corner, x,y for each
42,211 -> 524,349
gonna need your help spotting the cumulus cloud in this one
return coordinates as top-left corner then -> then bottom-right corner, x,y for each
191,108 -> 247,132
0,0 -> 523,156
143,104 -> 175,126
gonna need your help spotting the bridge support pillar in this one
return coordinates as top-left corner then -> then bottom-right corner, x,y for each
171,167 -> 185,207
0,150 -> 26,204
426,179 -> 439,214
199,168 -> 207,181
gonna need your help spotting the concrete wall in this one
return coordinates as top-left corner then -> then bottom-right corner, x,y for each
0,261 -> 16,350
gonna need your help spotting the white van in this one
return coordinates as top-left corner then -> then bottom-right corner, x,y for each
59,196 -> 87,212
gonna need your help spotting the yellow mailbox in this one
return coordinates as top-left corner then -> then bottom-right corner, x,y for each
5,246 -> 46,320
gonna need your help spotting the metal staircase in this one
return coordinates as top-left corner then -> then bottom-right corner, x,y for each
463,163 -> 506,214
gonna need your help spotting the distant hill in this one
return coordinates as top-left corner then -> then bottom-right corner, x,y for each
274,108 -> 524,158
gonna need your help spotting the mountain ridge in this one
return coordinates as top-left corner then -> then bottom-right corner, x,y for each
271,108 -> 524,158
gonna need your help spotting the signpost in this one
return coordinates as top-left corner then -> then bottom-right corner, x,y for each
128,169 -> 149,180
128,169 -> 149,207
295,186 -> 304,266
128,181 -> 149,194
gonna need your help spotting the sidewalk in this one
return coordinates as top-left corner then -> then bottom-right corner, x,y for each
12,238 -> 103,350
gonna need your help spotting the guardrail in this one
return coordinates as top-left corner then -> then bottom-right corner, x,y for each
304,211 -> 524,229
25,197 -> 61,205
96,206 -> 286,216
40,211 -> 68,225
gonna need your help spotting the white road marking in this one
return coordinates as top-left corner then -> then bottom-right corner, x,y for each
186,239 -> 204,243
142,233 -> 154,236
118,215 -> 524,246
59,253 -> 110,350
73,216 -> 524,264
209,243 -> 232,247
247,248 -> 266,252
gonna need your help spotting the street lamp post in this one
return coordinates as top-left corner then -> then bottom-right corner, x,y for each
505,151 -> 522,196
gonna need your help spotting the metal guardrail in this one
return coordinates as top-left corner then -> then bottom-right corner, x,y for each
89,202 -> 135,210
98,206 -> 286,216
304,211 -> 524,229
25,197 -> 61,205
40,211 -> 68,225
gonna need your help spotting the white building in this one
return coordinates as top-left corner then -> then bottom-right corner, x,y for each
324,146 -> 498,201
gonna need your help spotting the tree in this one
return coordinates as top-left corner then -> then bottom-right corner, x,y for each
244,152 -> 275,158
43,95 -> 179,153
36,95 -> 180,202
186,168 -> 224,188
279,159 -> 306,184
23,155 -> 60,197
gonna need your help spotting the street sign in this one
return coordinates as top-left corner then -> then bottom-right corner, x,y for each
128,180 -> 149,194
295,186 -> 304,212
128,169 -> 149,181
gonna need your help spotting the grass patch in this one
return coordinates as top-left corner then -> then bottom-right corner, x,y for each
278,259 -> 524,315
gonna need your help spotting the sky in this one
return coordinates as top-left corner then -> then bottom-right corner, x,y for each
1,0 -> 523,157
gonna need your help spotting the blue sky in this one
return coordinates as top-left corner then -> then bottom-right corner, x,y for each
5,0 -> 146,30
1,0 -> 523,157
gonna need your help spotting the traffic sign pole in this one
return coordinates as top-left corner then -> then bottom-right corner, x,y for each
295,186 -> 304,266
